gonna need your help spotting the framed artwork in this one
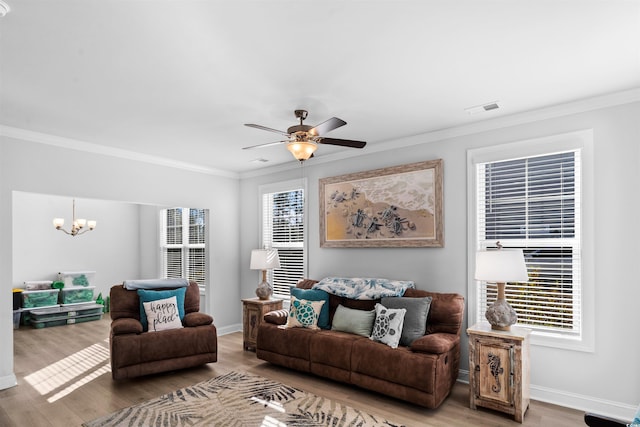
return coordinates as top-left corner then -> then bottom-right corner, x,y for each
319,159 -> 443,248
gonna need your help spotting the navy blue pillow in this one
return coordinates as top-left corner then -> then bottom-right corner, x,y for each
290,287 -> 330,329
137,287 -> 187,331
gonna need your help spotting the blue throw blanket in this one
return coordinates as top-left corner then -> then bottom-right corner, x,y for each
123,278 -> 189,290
312,277 -> 414,300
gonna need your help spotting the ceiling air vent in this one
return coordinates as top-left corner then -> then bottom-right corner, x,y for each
465,101 -> 501,115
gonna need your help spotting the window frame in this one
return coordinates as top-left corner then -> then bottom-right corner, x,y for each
258,179 -> 308,300
159,207 -> 209,297
467,130 -> 594,352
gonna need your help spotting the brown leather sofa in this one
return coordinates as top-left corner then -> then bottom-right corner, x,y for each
256,280 -> 464,408
109,281 -> 217,380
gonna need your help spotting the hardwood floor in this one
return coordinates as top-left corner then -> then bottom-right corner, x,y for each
1,318 -> 585,427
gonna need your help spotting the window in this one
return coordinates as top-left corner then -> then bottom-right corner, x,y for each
468,130 -> 594,351
160,208 -> 209,295
260,179 -> 307,298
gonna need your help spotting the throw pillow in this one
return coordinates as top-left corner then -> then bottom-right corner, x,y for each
286,296 -> 325,329
290,287 -> 330,329
381,296 -> 432,346
142,296 -> 184,332
370,303 -> 407,348
137,287 -> 187,332
331,304 -> 376,337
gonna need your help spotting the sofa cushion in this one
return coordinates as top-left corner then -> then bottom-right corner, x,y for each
286,296 -> 325,329
370,303 -> 406,348
351,338 -> 437,394
331,304 -> 375,337
381,296 -> 432,346
310,330 -> 364,371
257,322 -> 317,361
291,287 -> 330,329
138,324 -> 217,363
143,296 -> 184,332
137,287 -> 187,332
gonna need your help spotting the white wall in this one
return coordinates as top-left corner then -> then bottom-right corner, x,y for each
0,137 -> 241,390
12,193 -> 148,299
239,100 -> 640,419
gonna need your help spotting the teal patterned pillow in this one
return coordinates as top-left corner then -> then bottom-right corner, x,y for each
285,295 -> 325,330
290,287 -> 330,329
370,303 -> 406,348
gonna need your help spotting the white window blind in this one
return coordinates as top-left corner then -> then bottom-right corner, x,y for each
476,150 -> 582,336
261,184 -> 306,298
160,208 -> 209,295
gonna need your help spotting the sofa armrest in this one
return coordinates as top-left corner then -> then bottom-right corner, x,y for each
410,333 -> 459,354
183,312 -> 213,327
264,309 -> 288,325
111,317 -> 143,335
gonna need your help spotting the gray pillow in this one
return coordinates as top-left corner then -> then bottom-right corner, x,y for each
331,304 -> 376,337
381,296 -> 432,346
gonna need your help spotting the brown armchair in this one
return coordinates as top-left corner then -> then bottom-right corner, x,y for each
109,281 -> 217,380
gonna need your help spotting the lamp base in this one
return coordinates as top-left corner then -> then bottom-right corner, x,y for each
255,280 -> 273,300
485,298 -> 517,331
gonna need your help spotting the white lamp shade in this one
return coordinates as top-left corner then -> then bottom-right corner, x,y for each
250,249 -> 281,270
475,249 -> 528,283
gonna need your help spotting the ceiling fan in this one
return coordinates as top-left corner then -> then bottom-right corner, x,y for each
243,109 -> 366,161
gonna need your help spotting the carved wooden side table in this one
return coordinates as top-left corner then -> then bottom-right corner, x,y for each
242,298 -> 282,351
468,322 -> 531,423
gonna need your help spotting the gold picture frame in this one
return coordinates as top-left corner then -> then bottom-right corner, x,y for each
319,159 -> 443,248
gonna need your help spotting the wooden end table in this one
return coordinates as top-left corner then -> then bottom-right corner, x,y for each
467,322 -> 531,423
242,297 -> 282,351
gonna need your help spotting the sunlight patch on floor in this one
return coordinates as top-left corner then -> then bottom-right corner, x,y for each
24,339 -> 111,402
47,363 -> 111,403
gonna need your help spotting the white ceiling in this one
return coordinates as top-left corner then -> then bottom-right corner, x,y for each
1,1 -> 639,174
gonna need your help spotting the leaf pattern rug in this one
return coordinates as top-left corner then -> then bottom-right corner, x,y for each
84,371 -> 404,427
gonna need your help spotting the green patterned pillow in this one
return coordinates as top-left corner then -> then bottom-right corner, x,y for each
285,295 -> 325,330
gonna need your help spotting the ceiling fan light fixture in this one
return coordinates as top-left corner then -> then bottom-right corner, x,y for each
286,140 -> 317,161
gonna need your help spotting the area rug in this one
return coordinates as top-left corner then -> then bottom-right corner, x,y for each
84,371 -> 404,427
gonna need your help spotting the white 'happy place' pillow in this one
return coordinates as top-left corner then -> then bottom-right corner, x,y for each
142,295 -> 184,332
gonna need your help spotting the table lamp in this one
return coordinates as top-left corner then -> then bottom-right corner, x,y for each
475,244 -> 528,330
250,249 -> 281,300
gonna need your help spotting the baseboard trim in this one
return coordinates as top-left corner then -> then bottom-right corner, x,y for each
457,370 -> 636,422
217,323 -> 242,336
530,385 -> 637,422
0,373 -> 17,391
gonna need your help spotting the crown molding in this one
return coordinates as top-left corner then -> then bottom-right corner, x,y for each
0,126 -> 239,179
2,88 -> 638,181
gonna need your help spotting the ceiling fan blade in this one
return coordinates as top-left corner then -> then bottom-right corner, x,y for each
244,123 -> 290,137
308,117 -> 346,136
242,140 -> 288,150
318,137 -> 366,149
